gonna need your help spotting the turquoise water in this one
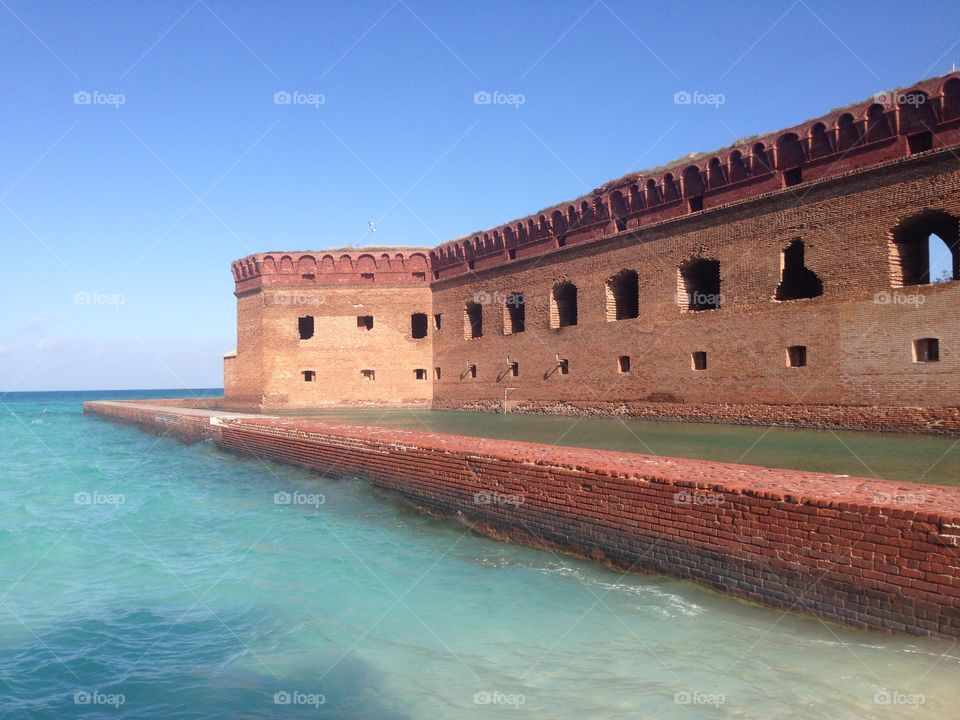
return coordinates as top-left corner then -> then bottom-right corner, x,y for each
1,390 -> 958,718
273,408 -> 960,486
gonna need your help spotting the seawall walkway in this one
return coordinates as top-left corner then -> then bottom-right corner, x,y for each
84,399 -> 960,638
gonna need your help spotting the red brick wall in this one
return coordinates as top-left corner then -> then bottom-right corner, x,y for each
431,150 -> 960,419
431,72 -> 960,280
84,401 -> 960,639
224,74 -> 960,430
226,250 -> 434,410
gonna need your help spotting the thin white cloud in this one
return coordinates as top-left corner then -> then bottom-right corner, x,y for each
36,337 -> 68,352
22,315 -> 53,331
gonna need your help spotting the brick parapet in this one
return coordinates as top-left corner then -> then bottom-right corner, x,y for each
83,400 -> 960,639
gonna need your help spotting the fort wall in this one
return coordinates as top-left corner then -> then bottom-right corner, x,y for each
83,400 -> 960,639
430,151 -> 960,424
223,72 -> 960,432
227,250 -> 433,410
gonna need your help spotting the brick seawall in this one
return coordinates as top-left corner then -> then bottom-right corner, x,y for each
84,400 -> 960,638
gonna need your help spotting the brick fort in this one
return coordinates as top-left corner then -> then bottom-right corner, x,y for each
224,72 -> 960,434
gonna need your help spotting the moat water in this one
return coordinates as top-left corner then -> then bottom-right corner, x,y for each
278,407 -> 960,486
2,390 -> 958,718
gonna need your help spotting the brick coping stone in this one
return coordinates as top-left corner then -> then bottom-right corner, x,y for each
87,400 -> 960,521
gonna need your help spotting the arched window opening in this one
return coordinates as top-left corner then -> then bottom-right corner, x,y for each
645,179 -> 661,206
865,103 -> 892,142
551,210 -> 568,247
708,158 -> 726,189
752,143 -> 771,174
593,196 -> 608,221
890,211 -> 960,286
682,165 -> 705,197
898,90 -> 936,153
606,269 -> 639,321
942,77 -> 960,121
775,239 -> 823,301
809,122 -> 833,158
678,259 -> 721,311
682,166 -> 704,212
776,133 -> 804,186
550,282 -> 578,328
610,191 -> 628,232
662,173 -> 679,201
836,113 -> 860,150
729,150 -> 748,182
464,302 -> 483,339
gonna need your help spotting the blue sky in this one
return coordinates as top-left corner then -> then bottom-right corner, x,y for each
2,0 -> 959,391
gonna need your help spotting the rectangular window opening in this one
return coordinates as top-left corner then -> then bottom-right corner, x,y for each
434,367 -> 441,380
302,370 -> 315,382
508,248 -> 517,260
783,167 -> 803,187
361,369 -> 375,381
412,271 -> 426,281
618,355 -> 631,373
692,351 -> 707,371
357,315 -> 374,331
558,358 -> 569,375
468,364 -> 477,379
505,293 -> 525,334
433,313 -> 442,330
465,302 -> 483,339
360,272 -> 374,281
687,196 -> 704,213
509,361 -> 519,377
786,345 -> 807,368
411,313 -> 428,339
414,368 -> 427,380
301,273 -> 315,280
913,338 -> 940,363
908,132 -> 933,154
298,315 -> 314,340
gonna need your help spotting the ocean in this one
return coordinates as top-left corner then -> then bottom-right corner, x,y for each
1,390 -> 957,718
